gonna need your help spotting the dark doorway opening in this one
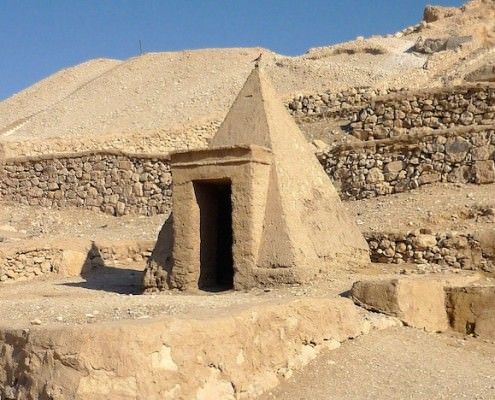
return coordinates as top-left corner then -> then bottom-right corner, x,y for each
193,180 -> 234,291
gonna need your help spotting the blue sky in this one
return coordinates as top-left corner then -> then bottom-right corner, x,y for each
0,0 -> 465,100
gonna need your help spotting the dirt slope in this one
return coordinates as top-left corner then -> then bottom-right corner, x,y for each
0,0 -> 493,143
0,59 -> 121,133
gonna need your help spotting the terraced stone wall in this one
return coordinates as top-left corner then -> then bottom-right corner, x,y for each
0,240 -> 154,283
0,247 -> 63,282
0,151 -> 172,216
1,128 -> 494,217
321,127 -> 495,200
287,87 -> 403,117
289,84 -> 495,140
349,84 -> 495,140
365,230 -> 494,272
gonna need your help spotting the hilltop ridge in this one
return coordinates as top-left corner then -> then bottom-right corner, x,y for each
0,0 -> 493,148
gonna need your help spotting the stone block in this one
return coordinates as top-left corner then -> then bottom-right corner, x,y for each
446,285 -> 495,339
351,275 -> 479,332
472,160 -> 495,184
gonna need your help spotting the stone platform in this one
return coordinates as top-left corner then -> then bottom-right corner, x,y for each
0,273 -> 398,399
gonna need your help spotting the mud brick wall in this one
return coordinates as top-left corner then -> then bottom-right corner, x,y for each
0,151 -> 172,216
365,230 -> 494,272
321,127 -> 495,200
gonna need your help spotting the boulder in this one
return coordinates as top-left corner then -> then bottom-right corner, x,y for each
351,277 -> 449,332
351,275 -> 481,333
423,5 -> 460,23
472,160 -> 495,184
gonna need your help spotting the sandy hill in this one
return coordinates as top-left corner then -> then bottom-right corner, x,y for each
0,0 -> 493,144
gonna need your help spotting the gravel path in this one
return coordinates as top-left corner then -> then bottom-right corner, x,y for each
262,326 -> 495,400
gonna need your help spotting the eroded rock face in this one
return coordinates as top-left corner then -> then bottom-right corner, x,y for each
446,285 -> 495,339
423,5 -> 460,23
412,38 -> 447,54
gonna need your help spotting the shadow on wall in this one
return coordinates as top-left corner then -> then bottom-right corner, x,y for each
60,242 -> 144,295
143,214 -> 173,291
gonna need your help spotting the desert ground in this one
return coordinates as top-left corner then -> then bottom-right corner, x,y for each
1,0 -> 495,399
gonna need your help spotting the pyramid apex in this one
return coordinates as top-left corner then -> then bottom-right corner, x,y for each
209,64 -> 275,148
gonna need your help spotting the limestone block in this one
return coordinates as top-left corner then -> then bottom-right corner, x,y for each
351,277 -> 453,332
384,160 -> 404,175
367,167 -> 384,183
446,285 -> 495,339
472,160 -> 495,184
473,229 -> 495,258
59,248 -> 92,277
412,234 -> 437,250
445,137 -> 471,163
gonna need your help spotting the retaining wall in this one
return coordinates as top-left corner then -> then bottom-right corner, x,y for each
321,126 -> 495,200
1,127 -> 494,213
289,84 -> 495,140
0,240 -> 154,283
349,84 -> 495,140
366,230 -> 494,272
287,87 -> 402,117
0,151 -> 172,216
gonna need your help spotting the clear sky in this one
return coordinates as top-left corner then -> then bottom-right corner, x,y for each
0,0 -> 465,100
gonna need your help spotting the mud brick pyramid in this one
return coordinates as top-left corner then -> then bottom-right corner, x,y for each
145,66 -> 369,291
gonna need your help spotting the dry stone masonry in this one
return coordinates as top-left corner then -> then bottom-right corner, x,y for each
0,240 -> 154,283
321,127 -> 495,200
0,151 -> 172,216
366,230 -> 494,272
287,87 -> 403,117
0,248 -> 62,282
1,128 -> 493,214
349,84 -> 495,140
288,84 -> 495,141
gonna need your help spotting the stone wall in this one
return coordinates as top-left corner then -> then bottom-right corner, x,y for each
321,126 -> 495,200
1,128 -> 493,214
366,230 -> 494,272
289,84 -> 495,141
287,87 -> 403,117
0,247 -> 62,282
0,151 -> 172,216
349,84 -> 495,140
0,240 -> 154,283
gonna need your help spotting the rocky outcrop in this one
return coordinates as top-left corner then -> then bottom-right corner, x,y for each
423,5 -> 460,23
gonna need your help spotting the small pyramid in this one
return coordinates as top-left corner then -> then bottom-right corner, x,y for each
210,67 -> 369,279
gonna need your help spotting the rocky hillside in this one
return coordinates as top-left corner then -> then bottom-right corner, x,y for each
0,0 -> 493,143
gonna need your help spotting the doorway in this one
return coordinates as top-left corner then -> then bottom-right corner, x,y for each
193,180 -> 234,291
